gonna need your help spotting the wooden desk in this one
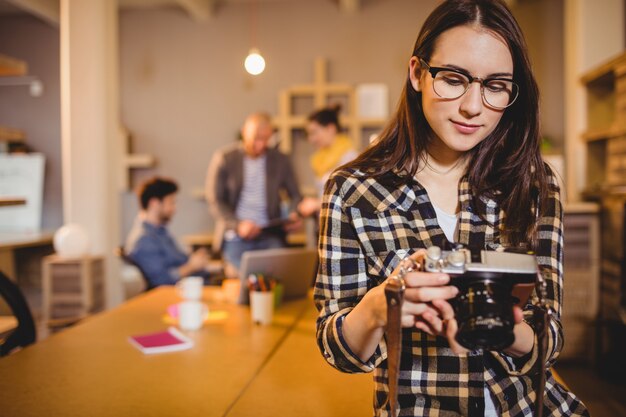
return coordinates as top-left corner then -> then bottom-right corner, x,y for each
229,301 -> 372,417
184,231 -> 308,251
0,287 -> 312,417
0,231 -> 53,281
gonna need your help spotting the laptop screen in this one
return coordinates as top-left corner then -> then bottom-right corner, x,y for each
237,247 -> 318,304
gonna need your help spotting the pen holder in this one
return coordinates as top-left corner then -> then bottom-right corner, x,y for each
250,290 -> 274,325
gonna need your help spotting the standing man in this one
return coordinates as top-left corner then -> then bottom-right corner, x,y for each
125,177 -> 213,288
205,112 -> 302,278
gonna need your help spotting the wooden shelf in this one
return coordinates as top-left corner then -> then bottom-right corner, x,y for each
119,127 -> 156,190
0,126 -> 25,142
0,54 -> 27,77
580,51 -> 626,195
582,125 -> 626,142
273,58 -> 387,154
124,154 -> 156,169
581,54 -> 626,85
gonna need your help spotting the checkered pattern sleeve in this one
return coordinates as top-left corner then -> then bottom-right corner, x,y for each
489,171 -> 565,376
314,172 -> 385,373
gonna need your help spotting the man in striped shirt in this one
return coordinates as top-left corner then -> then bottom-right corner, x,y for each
206,112 -> 303,291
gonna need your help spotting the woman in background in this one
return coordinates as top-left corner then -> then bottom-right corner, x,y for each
298,105 -> 358,217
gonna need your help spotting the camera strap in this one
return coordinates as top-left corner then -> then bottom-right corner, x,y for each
384,257 -> 418,416
531,270 -> 552,417
384,276 -> 404,417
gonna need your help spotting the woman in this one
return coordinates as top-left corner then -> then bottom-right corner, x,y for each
298,105 -> 358,217
314,0 -> 589,416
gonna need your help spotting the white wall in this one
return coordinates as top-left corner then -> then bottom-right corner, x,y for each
118,0 -> 566,239
0,0 -> 570,244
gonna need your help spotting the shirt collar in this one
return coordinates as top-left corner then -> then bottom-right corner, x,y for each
142,220 -> 167,234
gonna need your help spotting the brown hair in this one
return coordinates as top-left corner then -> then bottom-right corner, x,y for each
344,0 -> 550,247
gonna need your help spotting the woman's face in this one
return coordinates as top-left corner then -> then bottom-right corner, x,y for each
409,25 -> 513,157
306,121 -> 337,148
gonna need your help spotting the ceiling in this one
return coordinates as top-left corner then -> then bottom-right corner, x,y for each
0,0 -> 360,25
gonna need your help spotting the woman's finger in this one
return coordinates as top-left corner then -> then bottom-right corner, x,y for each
403,271 -> 450,288
513,305 -> 524,324
444,318 -> 469,354
422,311 -> 444,334
431,299 -> 456,321
402,300 -> 438,317
401,314 -> 417,328
404,285 -> 458,302
414,319 -> 435,335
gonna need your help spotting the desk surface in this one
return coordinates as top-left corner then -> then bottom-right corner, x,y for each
184,231 -> 308,248
229,302 -> 372,417
0,230 -> 53,250
0,286 -> 372,417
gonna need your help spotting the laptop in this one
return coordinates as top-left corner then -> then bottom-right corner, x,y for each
238,247 -> 318,304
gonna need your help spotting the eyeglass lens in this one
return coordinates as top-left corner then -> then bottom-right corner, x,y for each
432,70 -> 518,109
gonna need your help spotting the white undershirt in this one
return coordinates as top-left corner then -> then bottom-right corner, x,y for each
432,204 -> 458,243
432,203 -> 498,416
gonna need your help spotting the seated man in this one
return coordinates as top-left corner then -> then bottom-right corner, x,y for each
125,177 -> 214,288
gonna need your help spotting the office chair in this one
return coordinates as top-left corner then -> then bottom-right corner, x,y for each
115,246 -> 155,291
0,270 -> 36,356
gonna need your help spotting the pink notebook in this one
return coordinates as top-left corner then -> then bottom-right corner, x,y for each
128,327 -> 194,354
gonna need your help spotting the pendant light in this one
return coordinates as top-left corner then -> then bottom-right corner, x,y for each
244,0 -> 265,75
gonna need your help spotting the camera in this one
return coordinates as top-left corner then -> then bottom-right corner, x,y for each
424,245 -> 538,351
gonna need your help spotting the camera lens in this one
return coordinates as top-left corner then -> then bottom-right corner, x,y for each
453,278 -> 515,351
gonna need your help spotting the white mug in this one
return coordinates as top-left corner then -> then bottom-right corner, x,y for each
178,300 -> 208,331
177,276 -> 203,300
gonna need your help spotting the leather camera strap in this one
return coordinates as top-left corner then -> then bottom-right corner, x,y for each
385,276 -> 404,417
384,258 -> 418,416
532,270 -> 552,417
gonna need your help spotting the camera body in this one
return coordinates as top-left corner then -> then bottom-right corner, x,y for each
424,246 -> 538,351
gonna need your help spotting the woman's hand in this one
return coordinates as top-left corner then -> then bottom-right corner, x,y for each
501,305 -> 534,357
342,249 -> 468,361
397,250 -> 468,354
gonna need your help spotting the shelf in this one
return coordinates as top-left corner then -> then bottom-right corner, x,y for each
0,126 -> 25,142
581,53 -> 626,85
564,202 -> 601,214
124,154 -> 156,169
273,58 -> 387,154
0,54 -> 27,77
582,125 -> 626,142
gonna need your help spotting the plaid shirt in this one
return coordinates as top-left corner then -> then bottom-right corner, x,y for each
314,168 -> 589,417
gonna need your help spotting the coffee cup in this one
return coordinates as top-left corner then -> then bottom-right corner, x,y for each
178,300 -> 208,331
177,276 -> 203,300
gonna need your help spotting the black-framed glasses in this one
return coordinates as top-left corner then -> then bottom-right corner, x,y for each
418,57 -> 519,110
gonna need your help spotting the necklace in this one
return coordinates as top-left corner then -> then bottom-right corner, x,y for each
423,155 -> 465,176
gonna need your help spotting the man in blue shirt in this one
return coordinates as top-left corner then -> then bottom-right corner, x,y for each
125,177 -> 213,288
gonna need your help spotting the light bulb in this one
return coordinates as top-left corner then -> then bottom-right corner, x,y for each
244,49 -> 265,75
